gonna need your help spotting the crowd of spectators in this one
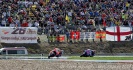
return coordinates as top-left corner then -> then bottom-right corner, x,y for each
0,0 -> 133,35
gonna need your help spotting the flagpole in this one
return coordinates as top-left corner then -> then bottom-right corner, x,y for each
130,26 -> 132,41
114,26 -> 115,41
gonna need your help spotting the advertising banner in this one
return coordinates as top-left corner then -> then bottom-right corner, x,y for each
80,32 -> 95,39
0,27 -> 37,43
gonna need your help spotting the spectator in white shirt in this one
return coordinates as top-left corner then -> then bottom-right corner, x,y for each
28,21 -> 33,27
24,1 -> 29,8
80,11 -> 85,16
9,23 -> 16,27
34,21 -> 39,27
68,10 -> 73,17
1,19 -> 7,27
2,12 -> 6,20
15,18 -> 21,27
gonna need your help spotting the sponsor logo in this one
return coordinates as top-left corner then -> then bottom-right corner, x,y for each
2,30 -> 9,34
11,28 -> 36,34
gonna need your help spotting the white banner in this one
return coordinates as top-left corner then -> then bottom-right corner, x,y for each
106,26 -> 132,41
80,32 -> 95,39
0,27 -> 38,43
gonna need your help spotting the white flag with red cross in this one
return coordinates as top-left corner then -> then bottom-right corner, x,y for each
106,26 -> 132,41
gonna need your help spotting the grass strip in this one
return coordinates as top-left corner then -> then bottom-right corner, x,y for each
68,56 -> 133,60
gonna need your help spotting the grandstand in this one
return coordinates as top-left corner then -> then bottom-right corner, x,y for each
0,0 -> 133,55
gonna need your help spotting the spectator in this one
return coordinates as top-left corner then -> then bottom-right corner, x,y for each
34,21 -> 39,27
9,22 -> 16,27
37,37 -> 41,43
1,19 -> 6,26
21,20 -> 28,27
8,16 -> 13,24
0,0 -> 132,36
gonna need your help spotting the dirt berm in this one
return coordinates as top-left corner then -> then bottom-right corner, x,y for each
0,41 -> 133,55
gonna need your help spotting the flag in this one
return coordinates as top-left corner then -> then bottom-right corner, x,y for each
70,31 -> 80,40
95,31 -> 106,39
56,35 -> 65,42
106,26 -> 132,41
65,15 -> 70,23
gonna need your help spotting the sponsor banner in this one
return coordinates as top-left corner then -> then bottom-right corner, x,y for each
106,26 -> 132,41
80,32 -> 95,39
0,27 -> 37,43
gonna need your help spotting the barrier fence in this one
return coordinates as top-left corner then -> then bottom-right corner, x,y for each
0,27 -> 132,43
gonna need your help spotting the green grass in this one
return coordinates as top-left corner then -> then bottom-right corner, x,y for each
68,56 -> 133,60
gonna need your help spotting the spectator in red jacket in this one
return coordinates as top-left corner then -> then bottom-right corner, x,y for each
21,20 -> 28,27
8,16 -> 13,24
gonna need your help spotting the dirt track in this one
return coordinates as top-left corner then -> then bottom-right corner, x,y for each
0,60 -> 133,70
